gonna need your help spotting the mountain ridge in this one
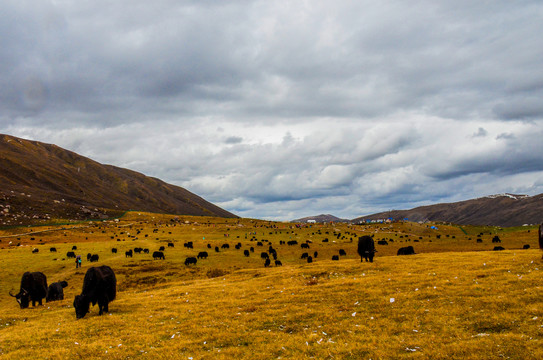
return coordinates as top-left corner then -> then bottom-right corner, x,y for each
0,134 -> 237,225
351,193 -> 543,227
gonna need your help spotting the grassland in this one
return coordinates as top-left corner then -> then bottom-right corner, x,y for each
0,213 -> 541,359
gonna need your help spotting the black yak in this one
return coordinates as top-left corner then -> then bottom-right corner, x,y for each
357,236 -> 376,262
397,246 -> 416,255
10,272 -> 47,308
197,251 -> 208,259
184,257 -> 197,266
153,251 -> 165,260
73,265 -> 116,319
46,281 -> 68,302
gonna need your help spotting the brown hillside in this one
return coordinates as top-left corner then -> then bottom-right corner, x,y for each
353,194 -> 543,227
0,134 -> 237,225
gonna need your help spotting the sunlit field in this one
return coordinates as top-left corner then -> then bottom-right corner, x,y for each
1,212 -> 541,359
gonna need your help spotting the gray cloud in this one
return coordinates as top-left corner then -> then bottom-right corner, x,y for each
224,136 -> 243,144
472,128 -> 487,137
2,1 -> 543,220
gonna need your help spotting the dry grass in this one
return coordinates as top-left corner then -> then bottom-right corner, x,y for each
0,213 -> 541,359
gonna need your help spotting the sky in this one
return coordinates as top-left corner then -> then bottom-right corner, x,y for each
2,0 -> 543,221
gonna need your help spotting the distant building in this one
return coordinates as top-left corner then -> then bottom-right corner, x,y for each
307,220 -> 316,224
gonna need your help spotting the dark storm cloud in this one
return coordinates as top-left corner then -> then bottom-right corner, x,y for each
3,1 -> 543,220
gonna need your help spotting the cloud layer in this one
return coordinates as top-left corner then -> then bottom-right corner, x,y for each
2,1 -> 543,220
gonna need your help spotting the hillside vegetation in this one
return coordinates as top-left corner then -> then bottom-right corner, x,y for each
0,213 -> 541,359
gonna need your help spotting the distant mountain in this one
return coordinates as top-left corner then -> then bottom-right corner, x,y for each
0,134 -> 237,225
352,194 -> 543,227
292,214 -> 349,223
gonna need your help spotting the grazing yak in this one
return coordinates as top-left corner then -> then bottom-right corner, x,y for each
523,244 -> 530,249
275,260 -> 282,266
125,250 -> 133,258
67,251 -> 76,258
243,249 -> 250,257
184,257 -> 197,266
73,265 -> 116,319
50,247 -> 57,252
397,246 -> 416,255
111,248 -> 117,254
197,251 -> 208,259
264,258 -> 271,267
307,256 -> 313,263
153,251 -> 165,260
46,281 -> 68,302
331,255 -> 339,261
339,249 -> 346,256
10,272 -> 48,308
357,236 -> 376,262
493,246 -> 505,251
90,254 -> 99,262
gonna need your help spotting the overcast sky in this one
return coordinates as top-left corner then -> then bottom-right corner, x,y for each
2,1 -> 543,220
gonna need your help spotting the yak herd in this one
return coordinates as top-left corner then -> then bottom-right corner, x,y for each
9,224 -> 543,319
9,266 -> 116,320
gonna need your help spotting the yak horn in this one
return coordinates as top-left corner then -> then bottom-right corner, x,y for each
9,290 -> 17,297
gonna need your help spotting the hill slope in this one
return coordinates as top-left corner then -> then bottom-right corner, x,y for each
353,193 -> 543,227
0,134 -> 236,224
291,214 -> 349,223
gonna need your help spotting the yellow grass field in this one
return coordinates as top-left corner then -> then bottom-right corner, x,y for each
0,213 -> 542,359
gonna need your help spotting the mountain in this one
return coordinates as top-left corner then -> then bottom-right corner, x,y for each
292,214 -> 349,223
0,134 -> 237,225
352,194 -> 543,227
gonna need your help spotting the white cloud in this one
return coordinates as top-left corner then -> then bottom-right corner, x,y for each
2,0 -> 543,220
